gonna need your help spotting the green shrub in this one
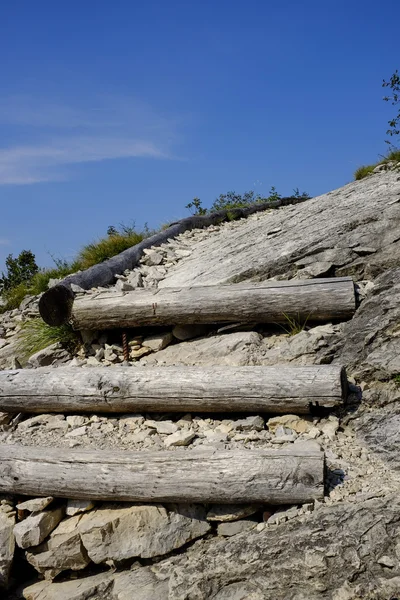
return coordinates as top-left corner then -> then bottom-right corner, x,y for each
382,148 -> 400,163
16,318 -> 81,362
354,165 -> 375,180
30,260 -> 83,295
0,250 -> 38,291
77,223 -> 155,269
354,148 -> 400,181
0,283 -> 30,313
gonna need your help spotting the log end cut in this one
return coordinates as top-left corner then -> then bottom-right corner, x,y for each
39,285 -> 74,326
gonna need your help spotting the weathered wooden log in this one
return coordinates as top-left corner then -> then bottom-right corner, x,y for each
0,443 -> 324,503
70,277 -> 356,330
38,196 -> 310,327
0,365 -> 347,414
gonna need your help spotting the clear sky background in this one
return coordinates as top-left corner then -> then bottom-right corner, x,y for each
0,0 -> 399,272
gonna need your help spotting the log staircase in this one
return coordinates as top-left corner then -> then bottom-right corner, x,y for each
0,277 -> 356,506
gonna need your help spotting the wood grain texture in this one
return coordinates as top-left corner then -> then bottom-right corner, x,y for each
71,278 -> 356,330
0,443 -> 324,503
0,365 -> 347,414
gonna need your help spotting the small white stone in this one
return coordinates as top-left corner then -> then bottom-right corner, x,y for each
65,426 -> 88,438
164,430 -> 196,447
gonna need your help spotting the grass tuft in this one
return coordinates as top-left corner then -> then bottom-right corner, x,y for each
16,319 -> 81,362
279,313 -> 310,336
354,147 -> 400,180
354,165 -> 375,180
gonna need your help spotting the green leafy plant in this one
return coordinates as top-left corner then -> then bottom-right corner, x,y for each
279,313 -> 310,336
16,318 -> 81,362
383,69 -> 400,142
0,250 -> 39,291
0,283 -> 30,312
393,374 -> 400,384
185,198 -> 207,215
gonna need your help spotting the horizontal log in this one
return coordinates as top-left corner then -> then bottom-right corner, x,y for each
0,365 -> 347,414
39,196 -> 310,326
0,443 -> 324,503
71,277 -> 356,330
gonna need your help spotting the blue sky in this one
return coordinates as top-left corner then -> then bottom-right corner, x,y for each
0,0 -> 399,272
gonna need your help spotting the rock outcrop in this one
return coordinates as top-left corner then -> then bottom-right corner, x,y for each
1,165 -> 400,598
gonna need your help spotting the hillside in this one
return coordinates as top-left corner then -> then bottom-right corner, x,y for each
0,164 -> 400,599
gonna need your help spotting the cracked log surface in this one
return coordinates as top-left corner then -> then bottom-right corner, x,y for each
0,365 -> 347,414
70,277 -> 356,330
0,443 -> 324,504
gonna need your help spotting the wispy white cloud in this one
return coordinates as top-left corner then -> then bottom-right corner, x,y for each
0,239 -> 10,245
0,96 -> 181,184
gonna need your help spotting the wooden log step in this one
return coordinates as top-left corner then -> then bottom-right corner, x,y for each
70,277 -> 356,330
0,442 -> 324,504
38,196 -> 311,327
0,365 -> 347,414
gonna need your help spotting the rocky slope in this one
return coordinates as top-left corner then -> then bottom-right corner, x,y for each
0,165 -> 400,599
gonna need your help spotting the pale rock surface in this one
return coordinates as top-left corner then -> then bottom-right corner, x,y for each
14,507 -> 65,549
22,571 -> 114,600
0,499 -> 15,588
157,171 -> 400,287
25,514 -> 90,579
16,497 -> 54,513
217,518 -> 257,536
66,499 -> 95,516
28,343 -> 71,368
141,331 -> 264,366
172,324 -> 209,341
142,332 -> 173,351
206,504 -> 259,522
164,429 -> 196,447
112,566 -> 170,600
77,503 -> 210,563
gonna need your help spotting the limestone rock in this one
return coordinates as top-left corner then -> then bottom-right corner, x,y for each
145,420 -> 178,435
172,324 -> 209,341
164,430 -> 196,447
22,571 -> 114,600
25,514 -> 90,579
21,566 -> 169,600
165,494 -> 400,600
130,346 -> 152,359
142,331 -> 264,367
126,271 -> 143,287
16,498 -> 54,513
206,504 -> 259,523
158,171 -> 400,288
78,503 -> 210,563
267,414 -> 312,434
142,249 -> 164,266
28,343 -> 71,368
217,519 -> 257,537
113,566 -> 170,600
14,507 -> 65,549
233,416 -> 264,431
142,332 -> 173,352
66,499 -> 95,516
0,501 -> 15,588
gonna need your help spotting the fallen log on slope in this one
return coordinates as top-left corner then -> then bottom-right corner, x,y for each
0,365 -> 347,414
0,443 -> 324,503
70,277 -> 356,330
39,196 -> 310,327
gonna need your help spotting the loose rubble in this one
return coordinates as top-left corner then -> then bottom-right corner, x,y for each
1,166 -> 400,598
